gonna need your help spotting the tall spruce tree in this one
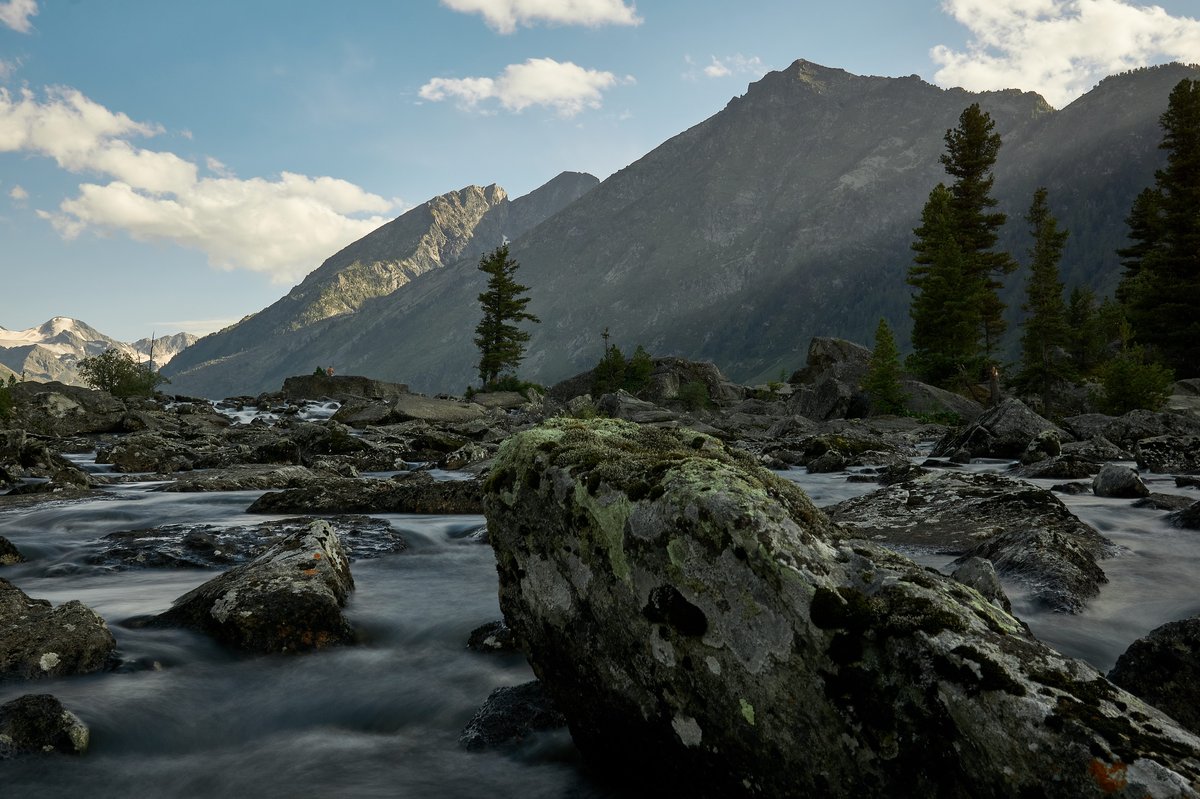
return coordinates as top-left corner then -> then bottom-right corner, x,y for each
864,318 -> 907,415
940,103 -> 1017,360
907,184 -> 984,385
1118,78 -> 1200,375
473,244 -> 539,387
1015,188 -> 1069,407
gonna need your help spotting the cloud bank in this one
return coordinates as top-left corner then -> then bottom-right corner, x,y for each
441,0 -> 640,34
0,0 -> 36,33
933,0 -> 1200,107
0,86 -> 396,283
420,57 -> 623,116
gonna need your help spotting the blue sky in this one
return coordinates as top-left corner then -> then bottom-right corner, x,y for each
1,0 -> 1198,341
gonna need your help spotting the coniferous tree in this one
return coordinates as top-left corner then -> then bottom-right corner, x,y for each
1118,78 -> 1200,374
592,343 -> 627,396
473,245 -> 539,387
864,318 -> 907,414
907,184 -> 984,385
624,344 -> 654,395
1015,188 -> 1070,407
939,104 -> 1017,360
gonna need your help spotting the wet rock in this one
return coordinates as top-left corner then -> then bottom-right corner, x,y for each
1136,435 -> 1200,475
1020,430 -> 1061,464
932,398 -> 1067,460
950,557 -> 1013,614
95,433 -> 195,473
807,450 -> 848,474
246,473 -> 483,515
1178,476 -> 1200,489
1132,494 -> 1198,512
0,535 -> 25,565
830,471 -> 1115,613
483,419 -> 1200,796
1062,410 -> 1200,451
1109,618 -> 1200,735
1168,502 -> 1200,530
1051,482 -> 1093,496
1009,454 -> 1100,480
438,442 -> 497,471
645,357 -> 743,408
458,681 -> 566,750
0,579 -> 117,679
158,465 -> 334,492
787,377 -> 859,421
0,430 -> 91,488
0,694 -> 89,758
152,520 -> 355,654
467,620 -> 518,654
1060,435 -> 1132,463
1092,464 -> 1150,499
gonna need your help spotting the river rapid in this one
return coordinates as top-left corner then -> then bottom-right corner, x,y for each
2,452 -> 1198,797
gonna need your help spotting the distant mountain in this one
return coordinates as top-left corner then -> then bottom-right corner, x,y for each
166,171 -> 599,397
0,317 -> 196,385
165,60 -> 1200,397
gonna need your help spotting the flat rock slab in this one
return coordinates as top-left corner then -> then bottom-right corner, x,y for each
152,520 -> 355,654
0,694 -> 89,758
829,471 -> 1115,613
0,579 -> 116,679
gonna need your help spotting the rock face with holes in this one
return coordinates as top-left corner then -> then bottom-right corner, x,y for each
483,419 -> 1200,798
153,520 -> 354,654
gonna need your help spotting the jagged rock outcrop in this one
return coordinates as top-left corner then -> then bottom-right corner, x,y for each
1137,436 -> 1200,474
0,694 -> 90,758
829,471 -> 1115,613
0,579 -> 117,679
1109,618 -> 1200,735
932,398 -> 1067,460
483,419 -> 1200,796
152,520 -> 355,654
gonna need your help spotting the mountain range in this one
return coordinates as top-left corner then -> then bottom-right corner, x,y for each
0,318 -> 196,385
164,59 -> 1200,397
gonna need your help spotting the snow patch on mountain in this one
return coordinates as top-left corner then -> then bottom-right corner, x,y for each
0,318 -> 197,385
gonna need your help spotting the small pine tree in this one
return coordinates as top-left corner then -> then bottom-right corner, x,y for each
592,343 -> 627,396
474,245 -> 539,387
1015,188 -> 1070,407
1096,325 -> 1175,414
624,344 -> 654,395
864,318 -> 907,415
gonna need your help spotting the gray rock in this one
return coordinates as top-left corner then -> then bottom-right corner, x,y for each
0,694 -> 89,758
830,471 -> 1115,613
789,337 -> 871,387
596,390 -> 678,424
1020,430 -> 1062,464
159,465 -> 335,493
787,377 -> 859,421
96,433 -> 195,473
950,557 -> 1013,614
1178,476 -> 1200,489
438,442 -> 496,471
483,419 -> 1200,796
152,520 -> 355,654
1093,464 -> 1150,499
458,681 -> 566,750
1137,436 -> 1200,474
467,620 -> 518,654
1168,502 -> 1200,530
645,358 -> 743,407
932,398 -> 1067,459
1061,435 -> 1133,463
1133,494 -> 1198,512
6,382 -> 125,436
0,579 -> 117,679
246,473 -> 483,515
1109,618 -> 1200,735
0,535 -> 24,565
280,374 -> 409,403
900,379 -> 984,422
1051,482 -> 1093,496
1062,410 -> 1200,451
1009,454 -> 1100,480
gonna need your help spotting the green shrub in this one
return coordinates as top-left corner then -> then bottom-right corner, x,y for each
592,345 -> 627,396
484,375 -> 544,396
623,345 -> 654,395
0,376 -> 14,421
1095,346 -> 1174,415
677,381 -> 711,411
78,349 -> 168,398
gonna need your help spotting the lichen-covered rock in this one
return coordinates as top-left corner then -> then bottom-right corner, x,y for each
1110,619 -> 1200,735
830,471 -> 1115,613
6,382 -> 125,436
0,694 -> 89,758
932,398 -> 1067,459
1137,436 -> 1200,475
1021,429 -> 1062,464
467,620 -> 518,654
245,473 -> 483,515
1093,464 -> 1150,499
0,535 -> 25,565
152,520 -> 355,654
458,681 -> 566,750
1061,435 -> 1134,463
95,432 -> 196,473
0,579 -> 117,679
950,557 -> 1012,614
484,419 -> 1200,797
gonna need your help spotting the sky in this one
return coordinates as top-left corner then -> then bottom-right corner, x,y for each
1,0 -> 1198,342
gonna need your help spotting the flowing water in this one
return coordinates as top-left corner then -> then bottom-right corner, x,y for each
2,451 -> 1198,797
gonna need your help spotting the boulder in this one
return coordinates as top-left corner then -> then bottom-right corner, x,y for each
0,694 -> 89,758
900,379 -> 984,422
280,374 -> 408,403
467,620 -> 518,654
1137,436 -> 1200,475
1062,410 -> 1200,451
1109,618 -> 1200,735
6,382 -> 125,436
96,432 -> 195,473
0,535 -> 25,565
0,429 -> 91,488
787,377 -> 859,421
458,681 -> 566,750
830,471 -> 1116,613
1168,502 -> 1200,530
159,464 -> 335,492
932,398 -> 1066,460
950,557 -> 1013,614
645,357 -> 743,407
1021,430 -> 1062,464
1133,494 -> 1197,512
1093,464 -> 1150,499
246,473 -> 483,515
789,337 -> 871,386
483,419 -> 1200,796
152,520 -> 355,654
0,579 -> 117,679
1061,435 -> 1133,463
596,391 -> 678,425
1009,454 -> 1100,480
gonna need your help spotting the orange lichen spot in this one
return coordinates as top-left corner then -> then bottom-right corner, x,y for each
303,568 -> 317,576
1089,759 -> 1128,793
312,553 -> 323,560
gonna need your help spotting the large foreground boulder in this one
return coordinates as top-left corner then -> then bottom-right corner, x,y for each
1109,618 -> 1200,736
0,579 -> 116,679
0,694 -> 89,758
152,520 -> 354,654
483,419 -> 1200,797
932,398 -> 1067,459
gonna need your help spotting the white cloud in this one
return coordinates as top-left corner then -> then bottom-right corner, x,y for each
0,86 -> 398,283
440,0 -> 640,34
932,0 -> 1200,107
419,58 -> 621,116
8,184 -> 27,201
703,54 -> 765,79
0,0 -> 36,33
0,58 -> 19,81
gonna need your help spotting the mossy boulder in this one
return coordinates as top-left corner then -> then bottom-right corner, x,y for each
0,579 -> 116,679
483,419 -> 1200,797
0,694 -> 89,758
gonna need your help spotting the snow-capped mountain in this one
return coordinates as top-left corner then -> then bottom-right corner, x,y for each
0,317 -> 197,385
